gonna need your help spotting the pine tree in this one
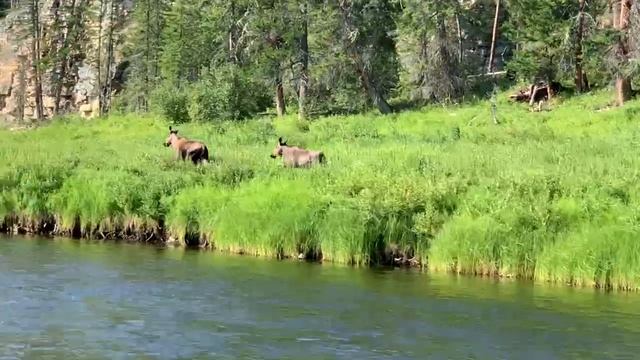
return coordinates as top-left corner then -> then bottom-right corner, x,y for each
396,0 -> 462,103
297,0 -> 309,119
504,0 -> 577,83
123,0 -> 168,111
338,0 -> 398,114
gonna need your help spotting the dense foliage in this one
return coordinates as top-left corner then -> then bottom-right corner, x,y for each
113,0 -> 639,122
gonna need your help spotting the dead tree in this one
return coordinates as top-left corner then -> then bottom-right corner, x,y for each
487,0 -> 500,73
509,81 -> 561,111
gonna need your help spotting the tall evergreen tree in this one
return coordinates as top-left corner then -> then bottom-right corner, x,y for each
123,0 -> 168,111
338,0 -> 398,114
396,0 -> 462,103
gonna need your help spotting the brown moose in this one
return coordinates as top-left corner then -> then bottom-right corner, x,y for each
270,137 -> 325,168
164,126 -> 209,165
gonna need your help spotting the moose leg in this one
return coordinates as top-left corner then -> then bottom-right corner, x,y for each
190,149 -> 201,165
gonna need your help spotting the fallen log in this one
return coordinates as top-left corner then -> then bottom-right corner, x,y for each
509,81 -> 561,111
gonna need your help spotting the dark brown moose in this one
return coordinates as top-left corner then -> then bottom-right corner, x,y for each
164,126 -> 209,165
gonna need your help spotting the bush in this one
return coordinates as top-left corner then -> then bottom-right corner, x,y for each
150,83 -> 191,124
188,65 -> 271,122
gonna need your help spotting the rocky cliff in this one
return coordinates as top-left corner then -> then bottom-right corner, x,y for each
0,0 -> 133,123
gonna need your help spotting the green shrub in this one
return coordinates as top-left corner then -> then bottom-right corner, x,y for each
150,83 -> 190,124
188,65 -> 271,122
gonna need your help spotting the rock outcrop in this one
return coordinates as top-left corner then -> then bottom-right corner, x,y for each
0,0 -> 133,123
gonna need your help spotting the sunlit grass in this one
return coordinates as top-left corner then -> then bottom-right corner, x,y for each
1,89 -> 640,290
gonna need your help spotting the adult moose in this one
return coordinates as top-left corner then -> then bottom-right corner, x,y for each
270,137 -> 325,168
164,126 -> 209,165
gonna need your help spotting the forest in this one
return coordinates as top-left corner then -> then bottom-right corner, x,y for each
0,0 -> 639,122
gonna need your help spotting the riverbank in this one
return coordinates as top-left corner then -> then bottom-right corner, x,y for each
2,90 -> 640,290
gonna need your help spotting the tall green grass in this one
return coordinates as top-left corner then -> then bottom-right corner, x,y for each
2,90 -> 640,290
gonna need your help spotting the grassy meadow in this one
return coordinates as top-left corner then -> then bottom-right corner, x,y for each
2,90 -> 640,290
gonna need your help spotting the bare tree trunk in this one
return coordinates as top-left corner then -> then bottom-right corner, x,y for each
615,0 -> 632,106
298,1 -> 309,120
275,80 -> 286,117
339,0 -> 392,114
455,12 -> 463,64
487,0 -> 500,73
575,0 -> 587,92
30,0 -> 44,121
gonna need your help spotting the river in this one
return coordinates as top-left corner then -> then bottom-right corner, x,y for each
0,236 -> 639,359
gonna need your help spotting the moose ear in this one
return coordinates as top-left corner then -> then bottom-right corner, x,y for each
278,137 -> 284,145
169,126 -> 172,131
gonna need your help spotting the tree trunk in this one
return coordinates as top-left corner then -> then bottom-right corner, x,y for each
97,0 -> 105,114
355,59 -> 392,114
275,74 -> 286,117
30,0 -> 44,121
338,0 -> 392,114
575,0 -> 586,92
144,0 -> 151,111
228,0 -> 237,64
435,12 -> 459,101
50,0 -> 62,115
487,0 -> 500,73
615,0 -> 632,106
153,0 -> 161,80
298,1 -> 309,120
101,0 -> 116,115
455,12 -> 463,63
54,0 -> 79,115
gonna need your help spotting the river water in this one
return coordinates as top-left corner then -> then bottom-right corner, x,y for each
1,236 -> 639,359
